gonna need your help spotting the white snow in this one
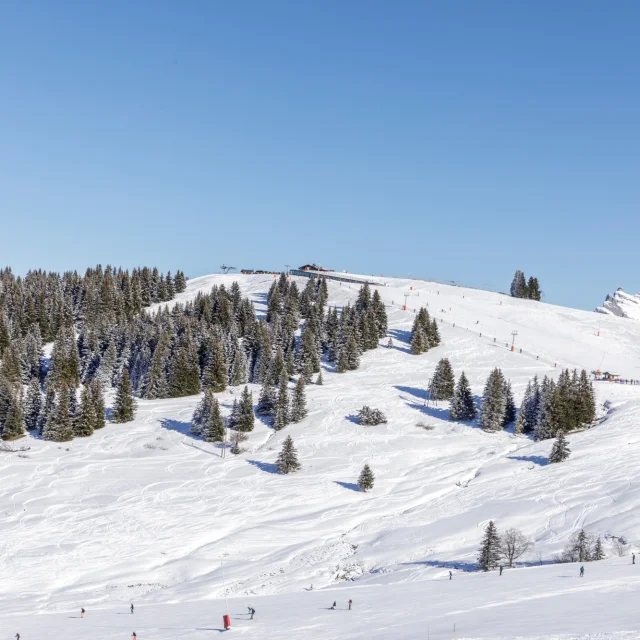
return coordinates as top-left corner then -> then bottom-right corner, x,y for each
3,272 -> 640,638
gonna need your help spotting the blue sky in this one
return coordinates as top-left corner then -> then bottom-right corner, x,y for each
1,1 -> 638,310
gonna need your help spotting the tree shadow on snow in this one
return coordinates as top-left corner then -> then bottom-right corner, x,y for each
247,459 -> 280,474
159,418 -> 193,437
389,328 -> 411,344
402,559 -> 478,572
394,385 -> 426,401
335,481 -> 361,492
345,414 -> 360,424
404,399 -> 451,421
508,455 -> 548,466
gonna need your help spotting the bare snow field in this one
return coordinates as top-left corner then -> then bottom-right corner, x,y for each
2,272 -> 640,638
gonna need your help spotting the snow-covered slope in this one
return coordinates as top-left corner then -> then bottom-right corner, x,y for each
596,287 -> 640,321
3,272 -> 640,638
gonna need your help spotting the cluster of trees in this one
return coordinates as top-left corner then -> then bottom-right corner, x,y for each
515,370 -> 596,440
510,270 -> 541,301
357,406 -> 387,426
478,521 -> 532,570
557,529 -> 606,563
410,308 -> 441,355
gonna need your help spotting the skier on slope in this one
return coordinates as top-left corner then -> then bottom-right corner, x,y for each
449,571 -> 452,580
330,601 -> 336,610
633,553 -> 636,565
580,566 -> 585,578
348,599 -> 353,610
131,603 -> 134,614
81,608 -> 85,618
250,607 -> 255,620
499,566 -> 503,576
15,634 -> 20,640
132,633 -> 137,639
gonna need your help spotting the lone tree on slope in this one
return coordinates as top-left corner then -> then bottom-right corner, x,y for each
431,358 -> 455,401
276,436 -> 301,474
358,464 -> 375,492
478,520 -> 502,571
548,433 -> 571,463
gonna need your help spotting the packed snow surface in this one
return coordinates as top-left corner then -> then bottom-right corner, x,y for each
2,271 -> 640,638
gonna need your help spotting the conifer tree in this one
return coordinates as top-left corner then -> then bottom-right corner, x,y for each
478,368 -> 507,432
478,520 -> 501,571
44,389 -> 74,442
336,349 -> 348,373
510,270 -> 528,298
237,386 -> 255,432
191,388 -> 214,436
38,386 -> 56,434
527,277 -> 541,301
203,340 -> 227,392
502,381 -> 516,427
202,396 -> 225,442
449,372 -> 476,421
74,383 -> 96,437
358,463 -> 375,492
2,393 -> 25,440
23,377 -> 42,431
168,330 -> 200,397
274,371 -> 290,430
431,358 -> 455,400
290,376 -> 308,423
144,330 -> 170,398
410,324 -> 426,355
593,537 -> 605,561
112,370 -> 136,423
534,377 -> 556,440
577,369 -> 596,425
316,370 -> 323,385
549,433 -> 571,463
276,435 -> 301,474
256,380 -> 277,416
230,345 -> 249,386
514,377 -> 540,435
90,379 -> 106,429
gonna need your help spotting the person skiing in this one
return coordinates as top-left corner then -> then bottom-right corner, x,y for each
449,571 -> 452,580
250,607 -> 255,620
247,606 -> 252,615
633,553 -> 636,565
330,601 -> 336,610
348,599 -> 353,610
499,566 -> 503,576
580,566 -> 585,578
131,604 -> 134,614
15,634 -> 20,640
81,607 -> 85,618
132,633 -> 137,639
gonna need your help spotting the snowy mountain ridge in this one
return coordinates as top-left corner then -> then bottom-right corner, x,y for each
596,287 -> 640,320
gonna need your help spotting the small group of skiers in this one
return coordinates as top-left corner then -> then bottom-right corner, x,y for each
329,599 -> 353,610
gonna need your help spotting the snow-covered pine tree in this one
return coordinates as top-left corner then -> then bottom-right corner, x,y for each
112,370 -> 136,423
23,377 -> 42,431
478,520 -> 501,571
593,537 -> 605,561
548,432 -> 570,463
191,388 -> 214,436
237,386 -> 255,432
168,329 -> 200,397
502,381 -> 516,427
431,358 -> 455,400
510,270 -> 528,298
527,277 -> 541,301
2,393 -> 25,440
410,323 -> 426,355
74,383 -> 96,437
203,340 -> 227,392
276,435 -> 301,474
290,376 -> 308,423
514,376 -> 540,435
577,369 -> 596,426
37,386 -> 56,434
90,379 -> 106,429
230,342 -> 249,386
478,368 -> 507,432
534,377 -> 557,440
202,396 -> 225,442
372,290 -> 388,338
358,463 -> 375,492
256,380 -> 277,416
274,371 -> 290,430
44,389 -> 74,442
449,372 -> 477,421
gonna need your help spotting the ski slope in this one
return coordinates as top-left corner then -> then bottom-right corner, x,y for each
2,271 -> 640,638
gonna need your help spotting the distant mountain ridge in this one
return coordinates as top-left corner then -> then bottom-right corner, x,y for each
596,287 -> 640,320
